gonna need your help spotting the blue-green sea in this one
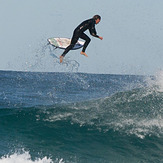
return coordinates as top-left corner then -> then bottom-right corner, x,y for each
0,70 -> 163,163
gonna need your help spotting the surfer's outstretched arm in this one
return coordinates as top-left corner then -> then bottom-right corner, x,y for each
89,21 -> 103,40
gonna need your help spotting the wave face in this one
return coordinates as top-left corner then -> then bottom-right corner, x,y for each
0,70 -> 163,163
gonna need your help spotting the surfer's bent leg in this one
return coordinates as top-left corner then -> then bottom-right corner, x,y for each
61,32 -> 79,57
80,33 -> 91,52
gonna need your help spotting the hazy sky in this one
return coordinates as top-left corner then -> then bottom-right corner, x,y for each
0,0 -> 163,75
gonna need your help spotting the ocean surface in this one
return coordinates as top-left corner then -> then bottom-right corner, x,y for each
0,70 -> 163,163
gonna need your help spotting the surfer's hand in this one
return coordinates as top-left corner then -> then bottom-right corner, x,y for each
99,36 -> 103,40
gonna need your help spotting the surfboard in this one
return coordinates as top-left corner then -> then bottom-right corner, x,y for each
47,37 -> 84,50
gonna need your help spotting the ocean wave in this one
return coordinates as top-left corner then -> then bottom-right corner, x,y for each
1,70 -> 163,140
1,86 -> 163,162
40,86 -> 163,138
1,85 -> 162,139
1,71 -> 163,162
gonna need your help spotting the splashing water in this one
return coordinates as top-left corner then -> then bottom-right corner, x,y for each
145,71 -> 163,92
50,53 -> 80,73
154,71 -> 163,92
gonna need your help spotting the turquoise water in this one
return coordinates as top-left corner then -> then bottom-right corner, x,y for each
0,70 -> 163,163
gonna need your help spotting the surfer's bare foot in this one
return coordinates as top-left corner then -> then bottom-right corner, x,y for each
80,51 -> 88,57
60,56 -> 63,63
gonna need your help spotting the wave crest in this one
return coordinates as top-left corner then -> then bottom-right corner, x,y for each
43,86 -> 163,138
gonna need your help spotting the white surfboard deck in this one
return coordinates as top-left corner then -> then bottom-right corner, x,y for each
47,37 -> 84,50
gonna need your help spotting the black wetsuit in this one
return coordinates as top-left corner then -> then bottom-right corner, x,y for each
62,18 -> 99,57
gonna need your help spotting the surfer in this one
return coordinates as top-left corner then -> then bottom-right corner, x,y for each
60,15 -> 103,63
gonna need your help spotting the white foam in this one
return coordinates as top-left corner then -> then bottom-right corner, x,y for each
154,71 -> 163,92
113,116 -> 163,139
146,70 -> 163,92
0,151 -> 64,163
